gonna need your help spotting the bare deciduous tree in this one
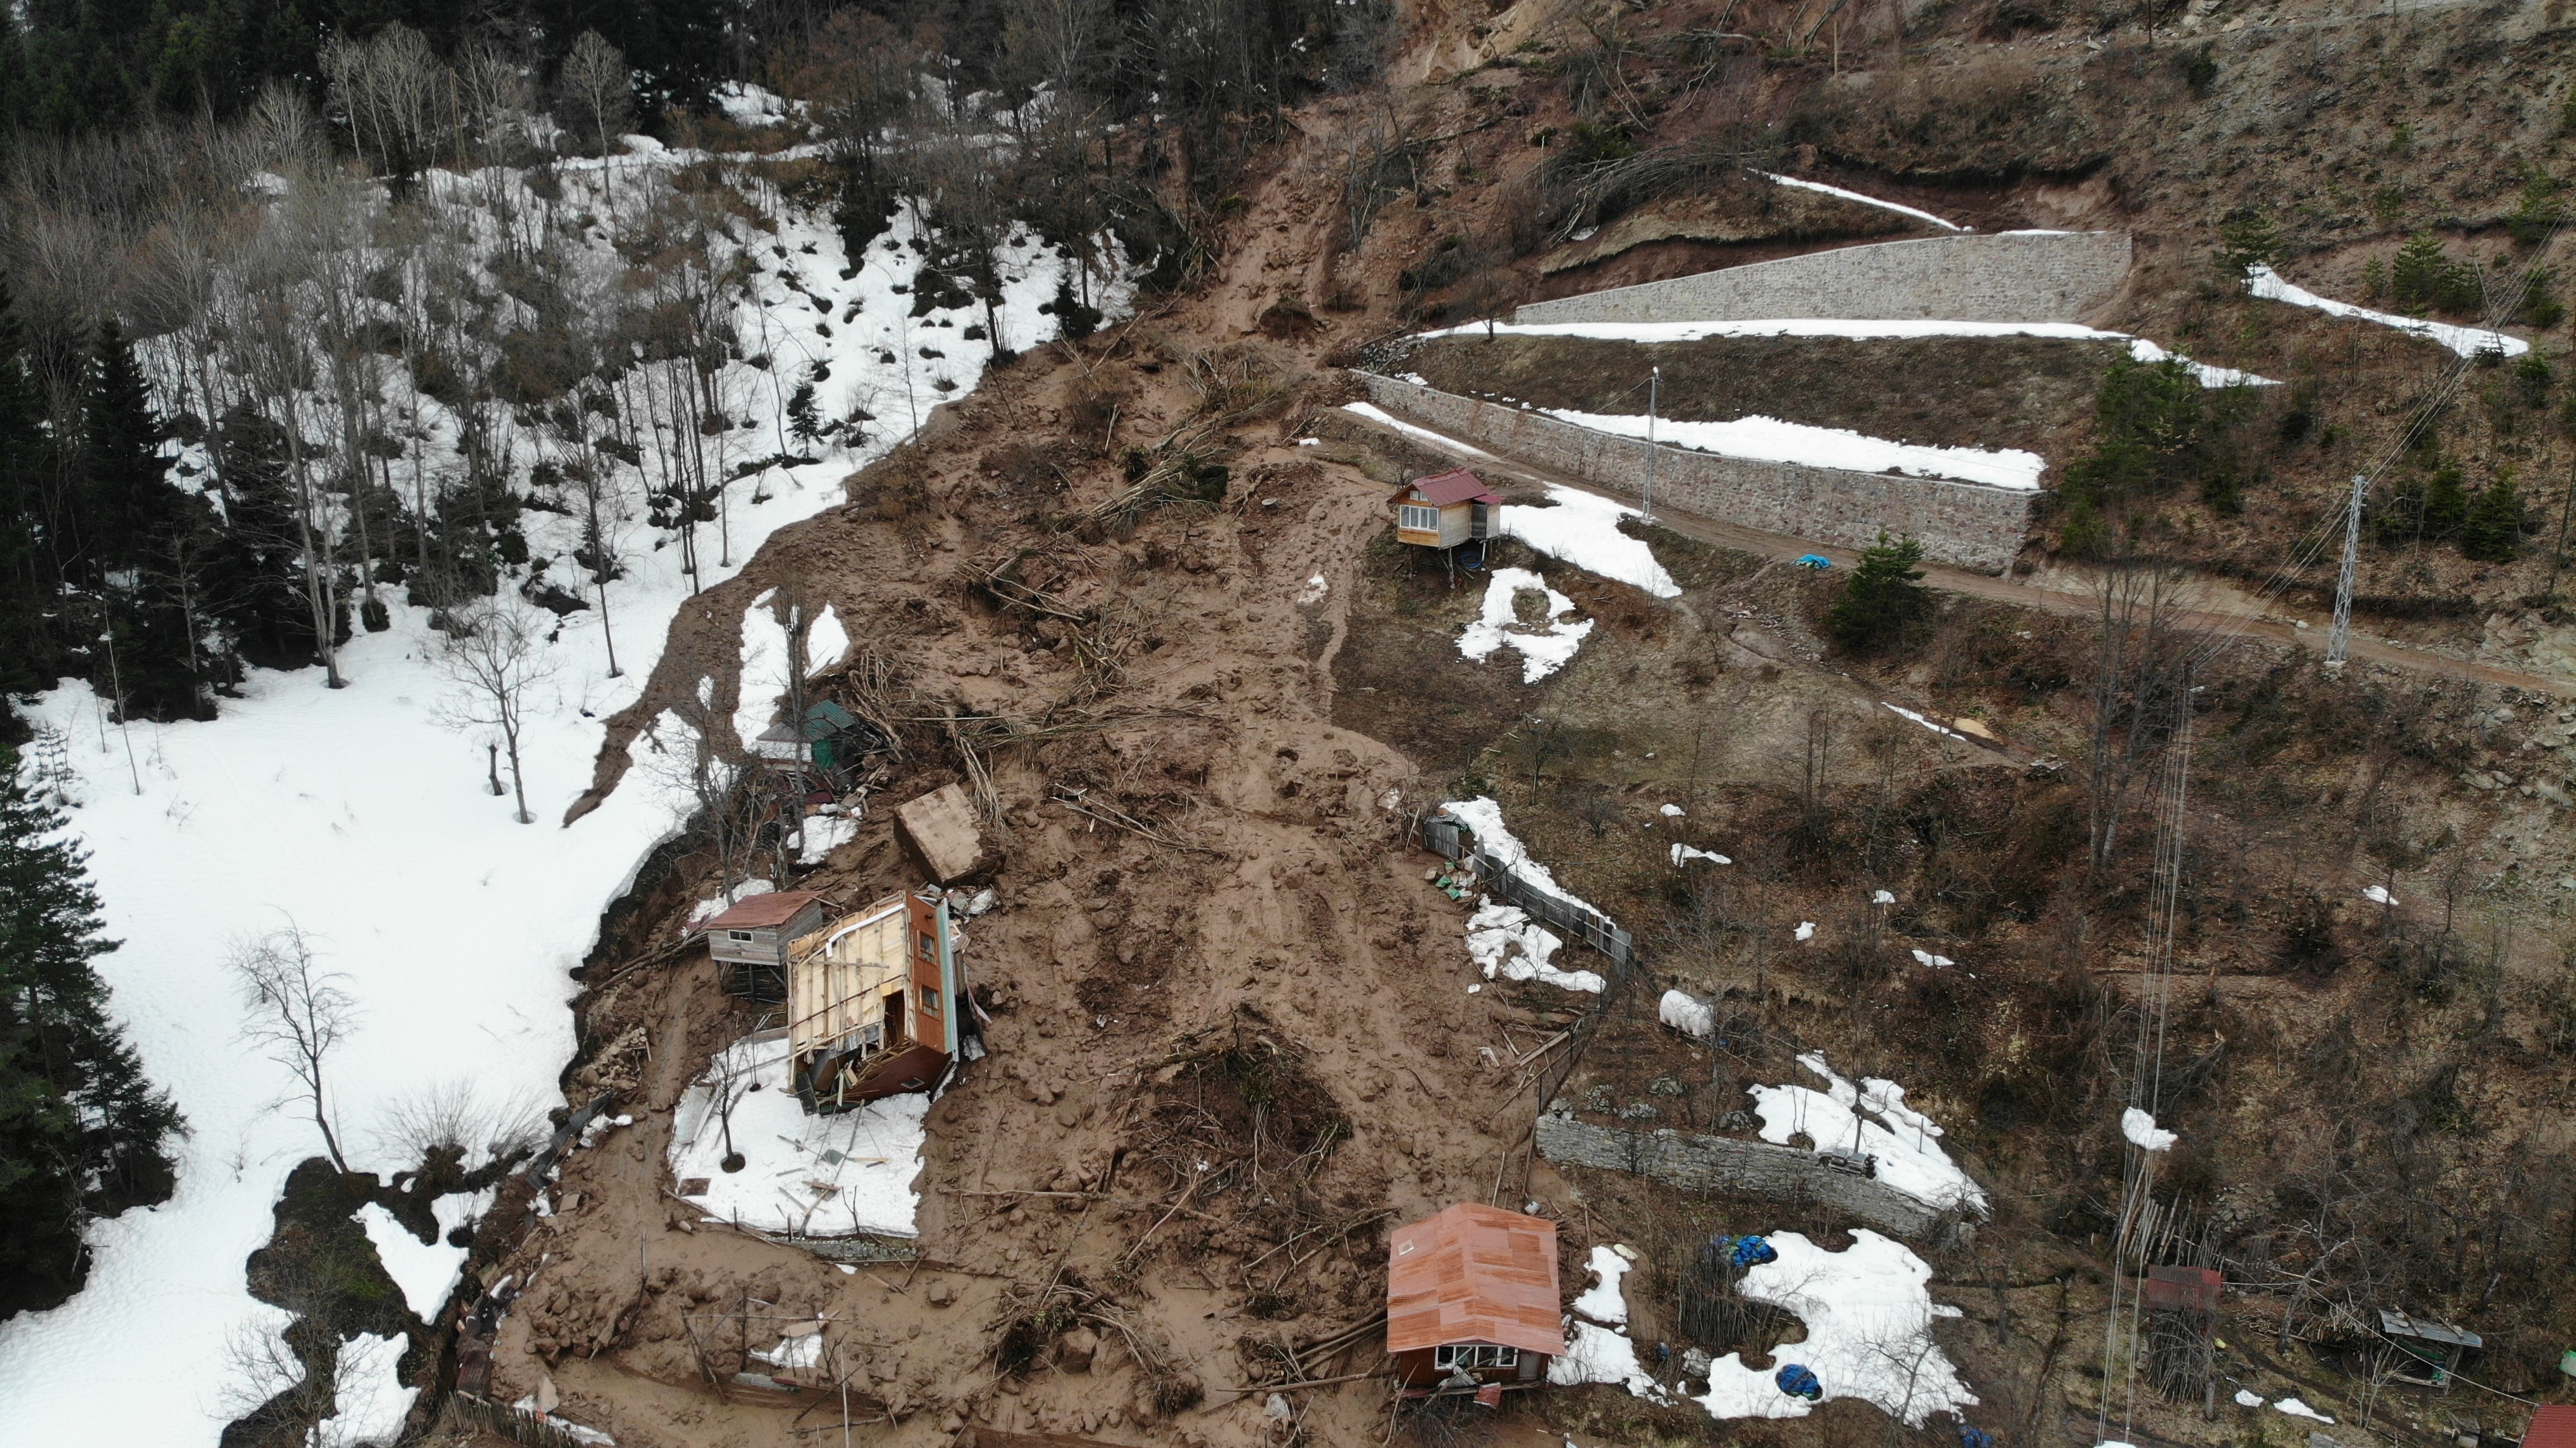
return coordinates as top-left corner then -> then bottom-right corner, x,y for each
436,598 -> 558,824
231,922 -> 359,1175
558,32 -> 634,201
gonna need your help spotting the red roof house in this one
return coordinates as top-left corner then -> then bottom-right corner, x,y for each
1391,469 -> 1500,551
1386,1203 -> 1564,1388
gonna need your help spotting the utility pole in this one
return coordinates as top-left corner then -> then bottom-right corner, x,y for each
2327,472 -> 2367,668
1642,365 -> 1660,526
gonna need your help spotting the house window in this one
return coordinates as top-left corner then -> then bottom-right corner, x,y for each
727,930 -> 755,943
918,931 -> 936,958
1399,504 -> 1440,532
1432,1344 -> 1518,1370
920,986 -> 942,1016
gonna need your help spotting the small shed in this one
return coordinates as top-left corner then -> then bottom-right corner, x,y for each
1392,469 -> 1500,551
896,783 -> 990,886
696,891 -> 832,1003
2377,1308 -> 2481,1387
753,700 -> 883,775
1386,1203 -> 1564,1390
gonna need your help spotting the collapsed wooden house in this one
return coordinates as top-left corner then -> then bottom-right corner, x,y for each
1386,1203 -> 1564,1391
783,890 -> 970,1111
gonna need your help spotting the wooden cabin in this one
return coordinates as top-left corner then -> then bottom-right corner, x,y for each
1386,1203 -> 1564,1390
696,890 -> 832,1003
783,890 -> 965,1111
2374,1308 -> 2481,1388
1391,469 -> 1501,551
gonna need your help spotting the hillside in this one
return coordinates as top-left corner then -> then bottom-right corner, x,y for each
4,3 -> 2576,1448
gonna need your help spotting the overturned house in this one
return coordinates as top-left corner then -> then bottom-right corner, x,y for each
784,890 -> 976,1111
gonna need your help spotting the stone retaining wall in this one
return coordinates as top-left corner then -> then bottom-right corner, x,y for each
1535,1105 -> 1971,1244
1513,231 -> 2132,325
1357,373 -> 2036,573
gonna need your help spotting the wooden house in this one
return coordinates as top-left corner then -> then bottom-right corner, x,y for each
695,890 -> 833,1003
1392,469 -> 1500,551
783,890 -> 967,1111
1386,1203 -> 1564,1390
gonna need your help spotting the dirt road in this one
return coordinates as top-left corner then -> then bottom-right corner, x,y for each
1340,407 -> 2576,698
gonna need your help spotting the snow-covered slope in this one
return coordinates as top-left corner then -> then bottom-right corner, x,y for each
0,145 -> 1119,1447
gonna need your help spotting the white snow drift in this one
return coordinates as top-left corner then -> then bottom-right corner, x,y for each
1498,486 -> 1682,598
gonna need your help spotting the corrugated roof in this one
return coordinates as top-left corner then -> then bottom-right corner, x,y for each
1386,1203 -> 1564,1357
1399,469 -> 1501,507
2378,1308 -> 2481,1350
697,890 -> 829,931
2526,1405 -> 2576,1448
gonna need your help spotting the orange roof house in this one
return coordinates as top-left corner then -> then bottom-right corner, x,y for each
2526,1406 -> 2576,1448
1386,1203 -> 1564,1389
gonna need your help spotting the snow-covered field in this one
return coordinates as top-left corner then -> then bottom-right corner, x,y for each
0,142 -> 1113,1446
667,1033 -> 927,1238
2246,262 -> 2527,359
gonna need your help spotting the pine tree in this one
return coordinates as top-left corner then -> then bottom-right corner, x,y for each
80,316 -> 210,718
2459,471 -> 2526,562
0,279 -> 59,695
1827,533 -> 1931,654
0,746 -> 185,1318
80,316 -> 176,582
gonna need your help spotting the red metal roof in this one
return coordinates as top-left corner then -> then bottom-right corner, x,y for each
1386,1203 -> 1565,1357
695,890 -> 828,932
1399,469 -> 1501,507
2527,1406 -> 2576,1448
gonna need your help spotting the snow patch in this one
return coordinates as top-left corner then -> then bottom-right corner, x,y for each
1795,922 -> 1817,941
1909,949 -> 1956,969
1672,843 -> 1731,866
2274,1398 -> 2337,1424
1884,703 -> 1968,740
1465,902 -> 1604,993
2235,1390 -> 2265,1408
797,813 -> 861,867
1753,171 -> 1967,232
1749,1054 -> 1985,1214
1551,1249 -> 1670,1400
1495,486 -> 1682,598
1545,406 -> 2047,492
2246,263 -> 2527,359
2126,339 -> 2281,388
1694,1230 -> 1975,1425
2363,884 -> 2398,906
358,1202 -> 473,1322
1341,400 -> 1500,460
2122,1108 -> 2178,1153
807,606 -> 850,676
1459,568 -> 1593,683
669,1033 -> 926,1238
1661,989 -> 1717,1039
1661,803 -> 1685,817
316,1331 -> 415,1447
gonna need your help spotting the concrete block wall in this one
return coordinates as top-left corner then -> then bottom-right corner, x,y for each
1514,231 -> 2132,325
1359,374 -> 2036,573
1534,1106 -> 1970,1243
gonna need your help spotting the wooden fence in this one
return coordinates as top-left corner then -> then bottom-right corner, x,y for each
445,1391 -> 608,1448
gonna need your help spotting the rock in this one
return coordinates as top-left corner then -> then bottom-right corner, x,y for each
1060,1327 -> 1099,1372
941,1415 -> 965,1434
925,1282 -> 953,1307
1055,1100 -> 1084,1128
